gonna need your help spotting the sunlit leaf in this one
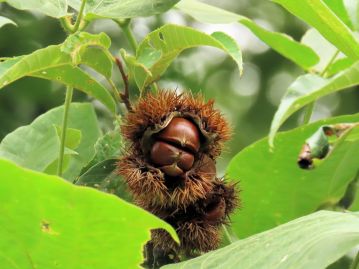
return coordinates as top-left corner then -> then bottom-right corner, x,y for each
4,0 -> 67,18
0,103 -> 101,181
0,44 -> 116,113
0,15 -> 16,28
227,114 -> 359,238
269,62 -> 359,147
326,57 -> 355,77
301,28 -> 344,75
68,0 -> 180,20
0,159 -> 177,269
323,0 -> 354,29
123,24 -> 242,90
176,0 -> 319,70
344,0 -> 359,31
273,0 -> 359,60
163,211 -> 359,269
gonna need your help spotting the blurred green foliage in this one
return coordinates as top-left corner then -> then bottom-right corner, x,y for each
0,0 -> 358,173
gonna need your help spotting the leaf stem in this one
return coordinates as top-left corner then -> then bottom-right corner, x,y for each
116,19 -> 138,52
57,86 -> 74,176
115,56 -> 133,112
302,50 -> 340,125
73,0 -> 87,33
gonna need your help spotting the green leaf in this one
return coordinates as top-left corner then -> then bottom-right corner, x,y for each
0,159 -> 177,269
163,211 -> 359,269
0,45 -> 116,113
124,24 -> 242,90
323,0 -> 354,29
68,0 -> 180,20
273,0 -> 359,60
0,16 -> 16,28
344,0 -> 359,31
54,126 -> 82,150
76,159 -> 132,202
0,103 -> 101,181
269,62 -> 359,147
31,65 -> 115,112
326,57 -> 355,77
301,28 -> 341,74
227,114 -> 359,238
4,0 -> 67,18
61,32 -> 112,65
79,126 -> 122,176
80,47 -> 113,79
176,0 -> 319,70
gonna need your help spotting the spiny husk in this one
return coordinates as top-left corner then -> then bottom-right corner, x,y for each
141,179 -> 239,254
139,178 -> 239,223
117,150 -> 215,208
121,90 -> 230,158
151,222 -> 220,254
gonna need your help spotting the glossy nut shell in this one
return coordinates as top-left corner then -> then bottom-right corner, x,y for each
150,141 -> 194,171
158,117 -> 200,153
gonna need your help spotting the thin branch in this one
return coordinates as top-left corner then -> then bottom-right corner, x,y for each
115,56 -> 133,112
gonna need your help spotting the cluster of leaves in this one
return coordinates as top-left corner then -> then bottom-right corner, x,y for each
0,0 -> 358,269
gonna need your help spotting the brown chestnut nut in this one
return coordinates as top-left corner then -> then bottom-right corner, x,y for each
150,141 -> 195,171
158,118 -> 200,153
150,117 -> 200,176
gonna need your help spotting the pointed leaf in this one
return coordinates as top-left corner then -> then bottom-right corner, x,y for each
68,0 -> 180,20
0,16 -> 16,28
176,0 -> 319,70
227,114 -> 359,238
0,45 -> 116,113
4,0 -> 67,18
269,62 -> 359,147
163,211 -> 359,269
273,0 -> 359,60
344,0 -> 359,31
0,159 -> 177,269
323,0 -> 354,29
124,24 -> 242,90
31,65 -> 115,113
